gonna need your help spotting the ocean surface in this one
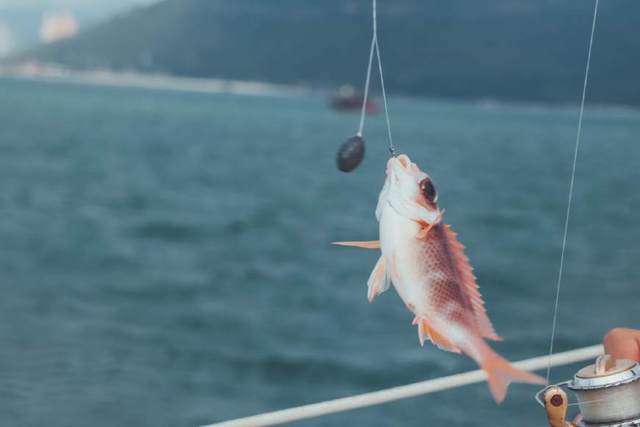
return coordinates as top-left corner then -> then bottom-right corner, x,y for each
1,77 -> 639,427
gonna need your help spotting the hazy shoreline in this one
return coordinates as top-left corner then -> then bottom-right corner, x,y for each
0,63 -> 309,98
2,63 -> 639,118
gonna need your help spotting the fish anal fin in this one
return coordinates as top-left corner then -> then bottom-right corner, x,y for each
367,256 -> 390,302
443,224 -> 501,341
412,316 -> 461,354
332,240 -> 380,249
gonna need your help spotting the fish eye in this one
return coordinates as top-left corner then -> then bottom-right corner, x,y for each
419,178 -> 437,203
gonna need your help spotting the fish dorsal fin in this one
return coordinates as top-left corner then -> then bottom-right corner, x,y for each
443,224 -> 502,341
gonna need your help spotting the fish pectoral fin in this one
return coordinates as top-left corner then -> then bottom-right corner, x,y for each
416,224 -> 432,240
412,316 -> 461,354
367,255 -> 390,302
332,240 -> 380,249
415,210 -> 445,240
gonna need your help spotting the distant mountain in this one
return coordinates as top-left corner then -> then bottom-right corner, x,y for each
12,0 -> 640,105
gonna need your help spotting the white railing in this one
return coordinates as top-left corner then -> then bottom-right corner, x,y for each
204,344 -> 603,427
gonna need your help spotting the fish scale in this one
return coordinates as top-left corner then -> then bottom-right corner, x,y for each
418,225 -> 474,325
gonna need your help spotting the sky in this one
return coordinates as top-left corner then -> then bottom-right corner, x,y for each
0,0 -> 158,55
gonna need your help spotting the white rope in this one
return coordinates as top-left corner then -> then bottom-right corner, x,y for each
545,0 -> 599,385
202,345 -> 602,427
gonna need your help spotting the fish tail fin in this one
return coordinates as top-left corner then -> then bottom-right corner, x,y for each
479,346 -> 545,403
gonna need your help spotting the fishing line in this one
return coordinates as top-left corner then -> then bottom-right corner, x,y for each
337,0 -> 397,172
357,36 -> 376,138
359,0 -> 396,155
375,38 -> 396,156
545,0 -> 599,385
371,0 -> 396,156
566,397 -> 614,407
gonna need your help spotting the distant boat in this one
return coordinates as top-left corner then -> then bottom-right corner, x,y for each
330,85 -> 378,113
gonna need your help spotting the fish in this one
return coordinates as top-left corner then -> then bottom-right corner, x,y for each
334,153 -> 544,403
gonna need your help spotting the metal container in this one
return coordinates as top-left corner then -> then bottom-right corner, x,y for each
568,355 -> 640,426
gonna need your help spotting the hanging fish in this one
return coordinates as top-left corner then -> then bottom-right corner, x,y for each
334,154 -> 544,402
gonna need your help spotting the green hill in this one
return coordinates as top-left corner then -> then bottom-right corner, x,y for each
16,0 -> 640,105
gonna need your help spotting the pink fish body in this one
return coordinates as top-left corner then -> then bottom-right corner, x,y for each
336,154 -> 543,402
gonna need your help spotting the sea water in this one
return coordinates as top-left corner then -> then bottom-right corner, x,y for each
1,78 -> 639,426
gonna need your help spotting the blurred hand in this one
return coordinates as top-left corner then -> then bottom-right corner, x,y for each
603,328 -> 640,361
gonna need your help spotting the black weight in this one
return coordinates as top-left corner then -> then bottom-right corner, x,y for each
336,135 -> 365,172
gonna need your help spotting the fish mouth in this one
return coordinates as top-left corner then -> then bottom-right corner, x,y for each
387,154 -> 412,177
383,155 -> 414,213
